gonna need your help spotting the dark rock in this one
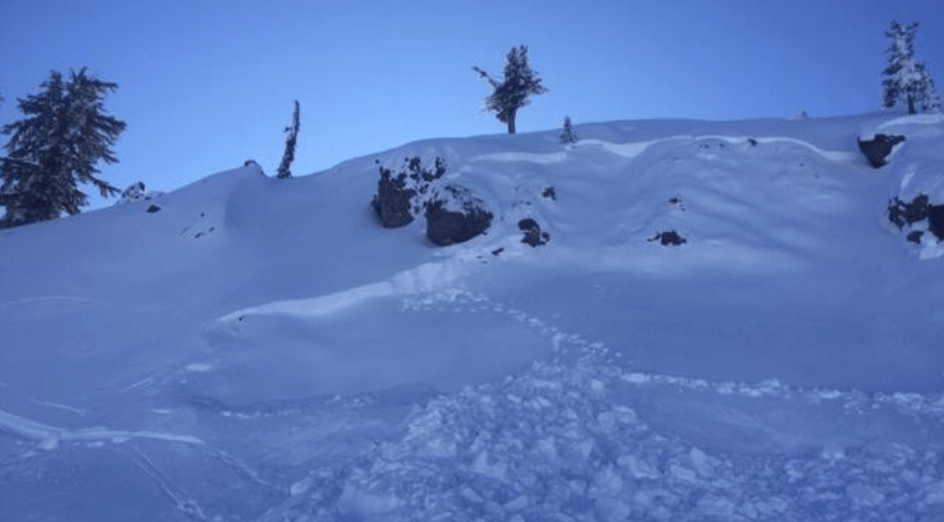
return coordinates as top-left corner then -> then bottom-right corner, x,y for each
888,194 -> 930,229
857,134 -> 905,168
243,159 -> 265,176
371,168 -> 415,228
118,181 -> 164,205
518,218 -> 550,247
747,138 -> 758,146
424,185 -> 492,246
929,205 -> 944,240
122,181 -> 146,200
371,156 -> 447,228
491,247 -> 504,256
887,193 -> 944,243
146,204 -> 161,214
542,187 -> 557,201
649,230 -> 687,246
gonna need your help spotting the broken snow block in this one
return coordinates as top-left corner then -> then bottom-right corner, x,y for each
518,218 -> 550,247
857,134 -> 905,168
649,230 -> 687,246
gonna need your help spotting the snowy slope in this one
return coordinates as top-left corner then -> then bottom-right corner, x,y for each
1,113 -> 944,521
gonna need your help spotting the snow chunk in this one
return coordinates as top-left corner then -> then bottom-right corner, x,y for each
846,483 -> 885,508
337,482 -> 402,517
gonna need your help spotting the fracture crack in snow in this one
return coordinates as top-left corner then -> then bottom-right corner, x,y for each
0,407 -> 205,450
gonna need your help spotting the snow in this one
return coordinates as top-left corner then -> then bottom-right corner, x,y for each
2,113 -> 944,521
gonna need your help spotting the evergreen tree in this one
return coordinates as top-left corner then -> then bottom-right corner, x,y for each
276,100 -> 300,179
473,45 -> 548,135
0,68 -> 126,228
881,20 -> 938,114
919,70 -> 942,113
560,116 -> 577,144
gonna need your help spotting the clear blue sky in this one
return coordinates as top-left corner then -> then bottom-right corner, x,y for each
1,0 -> 941,209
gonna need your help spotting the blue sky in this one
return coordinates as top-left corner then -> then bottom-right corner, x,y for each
1,0 -> 941,209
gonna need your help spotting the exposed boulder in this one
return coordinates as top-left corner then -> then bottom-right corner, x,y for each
372,168 -> 416,228
121,181 -> 146,201
888,194 -> 944,242
243,159 -> 266,176
118,181 -> 163,205
649,230 -> 687,246
518,218 -> 550,247
424,184 -> 493,246
542,186 -> 557,201
930,206 -> 944,240
371,156 -> 447,228
146,205 -> 161,214
857,134 -> 905,168
888,194 -> 930,229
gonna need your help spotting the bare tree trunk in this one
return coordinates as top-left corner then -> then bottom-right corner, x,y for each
507,107 -> 517,134
908,94 -> 916,114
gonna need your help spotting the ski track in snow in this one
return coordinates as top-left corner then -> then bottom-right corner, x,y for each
262,290 -> 944,522
0,405 -> 278,520
28,399 -> 88,417
126,445 -> 211,522
0,295 -> 112,309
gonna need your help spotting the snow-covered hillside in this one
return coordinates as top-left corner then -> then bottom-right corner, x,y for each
1,113 -> 944,521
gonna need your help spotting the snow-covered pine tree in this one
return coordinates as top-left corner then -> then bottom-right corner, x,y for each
919,70 -> 942,113
881,20 -> 938,115
473,45 -> 548,135
0,68 -> 126,228
560,116 -> 577,144
276,100 -> 300,179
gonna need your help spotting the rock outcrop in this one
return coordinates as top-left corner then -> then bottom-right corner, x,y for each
518,218 -> 550,247
371,157 -> 447,228
857,134 -> 906,168
424,184 -> 493,246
